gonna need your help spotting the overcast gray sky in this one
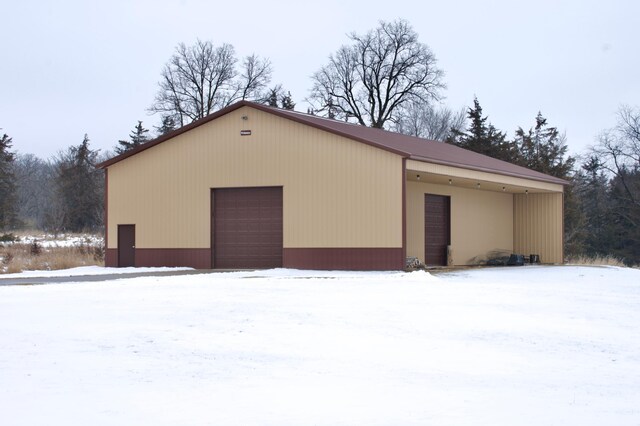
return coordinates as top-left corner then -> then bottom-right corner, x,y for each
2,0 -> 638,160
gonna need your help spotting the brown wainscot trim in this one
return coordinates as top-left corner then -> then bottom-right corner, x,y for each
135,249 -> 212,268
283,248 -> 404,270
107,249 -> 211,269
105,248 -> 117,267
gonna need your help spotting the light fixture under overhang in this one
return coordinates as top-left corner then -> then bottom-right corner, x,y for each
417,174 -> 421,180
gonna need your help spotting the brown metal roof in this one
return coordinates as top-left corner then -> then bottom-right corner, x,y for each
97,100 -> 568,185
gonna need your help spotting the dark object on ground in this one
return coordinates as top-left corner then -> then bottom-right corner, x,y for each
30,241 -> 42,256
507,254 -> 525,266
0,233 -> 19,243
405,256 -> 422,269
529,254 -> 540,264
486,256 -> 509,266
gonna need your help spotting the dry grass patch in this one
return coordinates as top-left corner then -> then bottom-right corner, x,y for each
0,242 -> 104,274
565,254 -> 626,267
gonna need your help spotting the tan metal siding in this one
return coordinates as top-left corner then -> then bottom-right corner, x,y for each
406,181 -> 513,265
107,106 -> 402,249
513,193 -> 563,264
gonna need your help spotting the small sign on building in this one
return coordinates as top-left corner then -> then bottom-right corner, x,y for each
240,130 -> 252,136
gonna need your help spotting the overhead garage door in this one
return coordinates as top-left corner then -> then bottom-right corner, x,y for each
213,187 -> 283,269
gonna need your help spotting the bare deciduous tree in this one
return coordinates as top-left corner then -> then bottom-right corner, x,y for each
592,105 -> 640,208
309,19 -> 445,128
149,40 -> 272,127
394,103 -> 466,141
14,154 -> 56,229
237,54 -> 273,102
581,105 -> 640,262
617,105 -> 640,157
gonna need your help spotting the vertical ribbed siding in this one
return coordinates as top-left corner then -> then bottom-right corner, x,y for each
406,181 -> 513,265
107,106 -> 402,250
513,193 -> 563,264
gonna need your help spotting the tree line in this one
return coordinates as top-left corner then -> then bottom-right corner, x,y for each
0,132 -> 104,235
1,19 -> 637,264
444,98 -> 640,264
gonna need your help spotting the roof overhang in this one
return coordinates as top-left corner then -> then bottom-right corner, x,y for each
406,159 -> 564,193
408,156 -> 569,186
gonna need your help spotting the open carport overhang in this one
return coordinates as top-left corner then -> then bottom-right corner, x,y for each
405,159 -> 565,194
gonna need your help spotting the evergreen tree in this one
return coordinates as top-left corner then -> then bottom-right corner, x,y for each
266,88 -> 279,107
116,121 -> 149,154
0,132 -> 19,231
562,176 -> 586,257
264,88 -> 295,110
447,97 -> 519,162
574,157 -> 613,256
514,113 -> 578,260
281,91 -> 295,110
56,134 -> 103,232
155,116 -> 176,136
514,112 -> 574,179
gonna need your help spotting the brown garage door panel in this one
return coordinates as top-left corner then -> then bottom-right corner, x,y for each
425,194 -> 451,266
213,187 -> 283,269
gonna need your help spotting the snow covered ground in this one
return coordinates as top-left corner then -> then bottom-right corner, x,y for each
0,266 -> 639,425
15,233 -> 103,248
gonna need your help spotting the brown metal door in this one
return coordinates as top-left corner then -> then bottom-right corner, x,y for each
213,187 -> 283,269
425,194 -> 450,266
118,225 -> 135,267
